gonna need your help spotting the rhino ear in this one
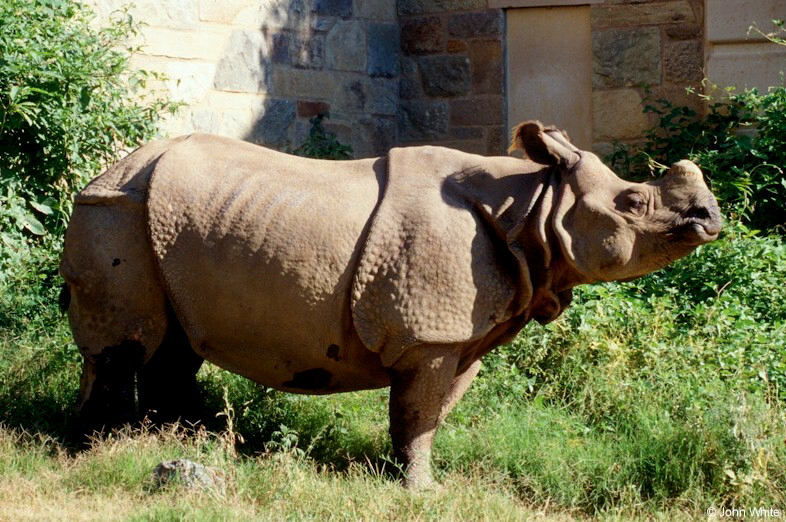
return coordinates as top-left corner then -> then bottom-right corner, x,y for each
509,121 -> 579,169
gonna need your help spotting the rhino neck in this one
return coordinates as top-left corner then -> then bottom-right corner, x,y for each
502,172 -> 588,325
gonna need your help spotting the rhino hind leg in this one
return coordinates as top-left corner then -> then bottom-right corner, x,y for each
61,202 -> 170,431
137,309 -> 204,425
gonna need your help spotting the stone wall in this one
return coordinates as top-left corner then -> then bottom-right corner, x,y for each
89,0 -> 399,158
398,1 -> 506,155
589,0 -> 706,151
88,0 -> 724,157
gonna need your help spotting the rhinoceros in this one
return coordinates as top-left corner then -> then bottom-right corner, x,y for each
59,121 -> 721,488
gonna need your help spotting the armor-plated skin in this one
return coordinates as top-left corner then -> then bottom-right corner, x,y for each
60,121 -> 722,488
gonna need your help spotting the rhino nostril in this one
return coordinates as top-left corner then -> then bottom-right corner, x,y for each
686,207 -> 711,221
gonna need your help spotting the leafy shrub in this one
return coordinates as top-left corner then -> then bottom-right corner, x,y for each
607,18 -> 786,234
0,0 -> 180,279
613,86 -> 786,232
289,113 -> 353,160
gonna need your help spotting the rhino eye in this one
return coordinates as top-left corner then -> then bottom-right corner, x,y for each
626,193 -> 646,215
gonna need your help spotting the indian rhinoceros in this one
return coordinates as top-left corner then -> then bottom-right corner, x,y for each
59,121 -> 721,488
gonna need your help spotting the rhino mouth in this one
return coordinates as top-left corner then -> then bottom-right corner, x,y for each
672,219 -> 721,245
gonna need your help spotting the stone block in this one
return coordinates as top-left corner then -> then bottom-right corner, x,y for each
297,100 -> 330,118
274,32 -> 325,69
590,1 -> 695,29
451,127 -> 484,139
356,0 -> 397,20
165,61 -> 216,104
214,30 -> 270,93
367,78 -> 399,116
248,98 -> 297,147
324,121 -> 354,148
292,34 -> 325,69
100,0 -> 198,29
447,40 -> 468,53
141,26 -> 229,61
664,40 -> 703,84
487,125 -> 505,155
313,0 -> 352,19
256,0 -> 308,31
327,21 -> 367,72
272,68 -> 337,99
272,34 -> 290,64
707,0 -> 786,43
448,11 -> 503,38
468,40 -> 503,94
220,110 -> 256,138
334,79 -> 368,113
200,0 -> 253,24
189,107 -> 222,135
368,23 -> 400,78
354,117 -> 397,157
401,17 -> 445,55
592,89 -> 650,141
311,16 -> 336,32
706,43 -> 786,91
665,24 -> 703,40
399,56 -> 423,100
592,28 -> 660,89
399,0 -> 487,16
437,140 -> 487,155
399,100 -> 449,141
419,55 -> 471,97
450,96 -> 503,126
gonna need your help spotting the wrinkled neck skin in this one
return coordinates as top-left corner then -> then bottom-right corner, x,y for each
458,164 -> 588,326
504,169 -> 589,325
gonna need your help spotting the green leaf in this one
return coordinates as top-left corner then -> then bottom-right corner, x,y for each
29,199 -> 54,215
21,214 -> 46,236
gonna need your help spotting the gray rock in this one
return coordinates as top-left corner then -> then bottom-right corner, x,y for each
213,30 -> 271,93
399,56 -> 422,100
354,116 -> 397,157
151,459 -> 226,493
419,55 -> 470,97
593,28 -> 661,89
274,33 -> 325,69
367,78 -> 398,116
450,95 -> 503,126
326,21 -> 367,72
664,40 -> 702,84
399,100 -> 449,142
398,0 -> 486,16
368,23 -> 400,78
401,17 -> 445,55
248,98 -> 296,147
291,34 -> 325,69
313,0 -> 352,19
448,11 -> 502,38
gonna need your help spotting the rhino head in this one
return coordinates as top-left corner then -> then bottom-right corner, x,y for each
512,121 -> 722,284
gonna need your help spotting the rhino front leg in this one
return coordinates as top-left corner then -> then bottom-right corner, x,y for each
388,344 -> 461,489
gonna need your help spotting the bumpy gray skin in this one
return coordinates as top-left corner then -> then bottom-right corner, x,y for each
60,121 -> 722,489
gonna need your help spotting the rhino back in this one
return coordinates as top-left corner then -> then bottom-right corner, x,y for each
146,134 -> 389,392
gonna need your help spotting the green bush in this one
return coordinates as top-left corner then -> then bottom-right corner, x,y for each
289,113 -> 353,160
607,20 -> 786,233
610,85 -> 786,232
0,0 -> 180,279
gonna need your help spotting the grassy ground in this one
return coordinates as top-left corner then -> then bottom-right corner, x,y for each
1,227 -> 785,520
